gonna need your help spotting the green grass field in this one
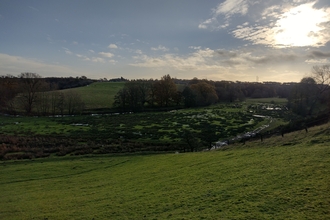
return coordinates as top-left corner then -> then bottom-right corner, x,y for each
0,100 -> 289,146
1,123 -> 329,219
63,84 -> 287,111
245,97 -> 288,104
62,82 -> 125,109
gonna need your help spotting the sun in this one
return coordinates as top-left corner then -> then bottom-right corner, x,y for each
274,2 -> 328,47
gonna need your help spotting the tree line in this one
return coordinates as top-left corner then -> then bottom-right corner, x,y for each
0,73 -> 88,115
113,74 -> 278,112
288,65 -> 330,117
1,65 -> 330,117
113,65 -> 330,118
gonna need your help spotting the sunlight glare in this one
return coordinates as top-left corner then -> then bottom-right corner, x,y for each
274,3 -> 328,47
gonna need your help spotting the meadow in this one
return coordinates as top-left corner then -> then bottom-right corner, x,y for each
0,99 -> 292,159
1,122 -> 329,219
1,83 -> 329,219
62,82 -> 125,110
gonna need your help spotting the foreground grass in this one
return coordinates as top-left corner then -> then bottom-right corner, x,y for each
1,123 -> 329,219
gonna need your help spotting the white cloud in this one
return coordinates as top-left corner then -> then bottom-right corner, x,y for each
89,50 -> 95,53
108,59 -> 117,64
75,54 -> 90,61
73,41 -> 78,45
151,45 -> 169,52
0,53 -> 83,77
189,46 -> 201,50
305,59 -> 329,64
131,48 -> 221,71
74,52 -> 116,63
214,0 -> 249,17
199,0 -> 330,49
198,18 -> 218,29
62,47 -> 73,55
91,57 -> 105,63
199,0 -> 250,30
261,5 -> 282,19
232,2 -> 330,48
108,44 -> 118,49
130,46 -> 310,82
232,25 -> 275,45
99,52 -> 114,58
130,47 -> 237,71
198,17 -> 229,30
273,2 -> 330,47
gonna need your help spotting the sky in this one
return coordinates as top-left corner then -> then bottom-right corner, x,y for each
1,0 -> 330,82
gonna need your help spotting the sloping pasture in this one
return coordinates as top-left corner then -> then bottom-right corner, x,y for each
1,123 -> 329,219
60,82 -> 125,110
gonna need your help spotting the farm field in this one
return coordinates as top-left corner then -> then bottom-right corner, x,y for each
61,81 -> 193,111
0,100 -> 292,159
59,82 -> 125,110
1,122 -> 329,219
0,99 -> 289,137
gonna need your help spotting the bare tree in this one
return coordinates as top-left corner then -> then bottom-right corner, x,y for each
0,75 -> 19,113
311,65 -> 330,113
49,92 -> 62,116
312,65 -> 330,84
113,80 -> 152,112
36,91 -> 51,115
18,72 -> 45,115
289,65 -> 330,116
289,77 -> 318,116
56,92 -> 65,116
65,91 -> 85,115
311,65 -> 330,94
113,88 -> 129,112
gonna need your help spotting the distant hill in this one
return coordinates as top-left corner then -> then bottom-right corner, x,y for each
45,77 -> 94,89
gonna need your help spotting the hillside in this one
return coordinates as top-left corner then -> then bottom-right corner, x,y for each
1,122 -> 329,219
61,82 -> 125,110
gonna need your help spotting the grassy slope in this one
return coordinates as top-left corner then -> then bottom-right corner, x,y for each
49,84 -> 286,112
62,82 -> 125,109
0,123 -> 329,219
63,84 -> 288,111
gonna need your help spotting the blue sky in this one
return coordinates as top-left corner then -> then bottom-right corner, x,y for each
1,0 -> 330,82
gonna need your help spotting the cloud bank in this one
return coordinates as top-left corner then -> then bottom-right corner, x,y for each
200,0 -> 330,48
0,53 -> 83,77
